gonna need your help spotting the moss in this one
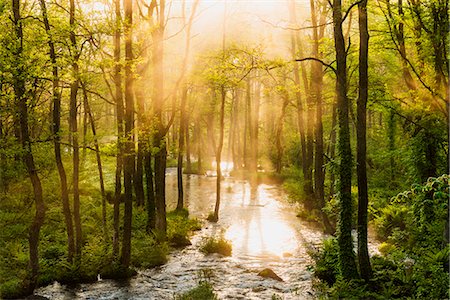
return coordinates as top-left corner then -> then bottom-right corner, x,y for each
206,212 -> 218,223
200,236 -> 232,256
175,281 -> 218,300
100,261 -> 137,280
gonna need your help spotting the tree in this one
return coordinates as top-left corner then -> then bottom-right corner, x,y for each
12,0 -> 46,289
113,0 -> 124,258
120,0 -> 134,268
38,0 -> 75,263
69,0 -> 82,257
356,0 -> 372,281
332,0 -> 359,279
177,0 -> 200,210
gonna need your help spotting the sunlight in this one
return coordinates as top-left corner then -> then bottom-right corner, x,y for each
224,186 -> 297,258
225,216 -> 297,258
211,161 -> 234,172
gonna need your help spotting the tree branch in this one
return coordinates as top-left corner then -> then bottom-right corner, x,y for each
295,57 -> 337,74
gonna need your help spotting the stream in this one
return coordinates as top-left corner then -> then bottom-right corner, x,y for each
35,168 -> 339,299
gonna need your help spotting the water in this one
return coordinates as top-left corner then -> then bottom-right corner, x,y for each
35,169 -> 334,299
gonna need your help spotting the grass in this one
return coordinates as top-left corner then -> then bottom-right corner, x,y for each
200,236 -> 232,256
175,281 -> 218,300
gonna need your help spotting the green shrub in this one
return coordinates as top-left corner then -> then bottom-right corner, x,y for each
131,232 -> 168,268
100,260 -> 136,279
309,238 -> 339,286
167,209 -> 201,247
0,279 -> 27,299
175,281 -> 218,300
200,236 -> 232,256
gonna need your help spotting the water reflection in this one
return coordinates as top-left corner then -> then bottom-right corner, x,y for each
225,182 -> 297,259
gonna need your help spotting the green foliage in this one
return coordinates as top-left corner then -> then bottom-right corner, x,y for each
100,261 -> 136,280
0,278 -> 27,299
175,281 -> 218,300
309,238 -> 340,286
167,209 -> 201,247
374,175 -> 449,250
200,236 -> 232,256
175,269 -> 218,300
313,176 -> 449,299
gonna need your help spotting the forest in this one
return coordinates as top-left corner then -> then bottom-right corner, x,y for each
0,0 -> 448,298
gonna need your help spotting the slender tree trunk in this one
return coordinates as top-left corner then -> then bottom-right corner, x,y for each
213,87 -> 226,221
289,0 -> 307,179
69,0 -> 82,257
120,0 -> 134,268
135,90 -> 145,207
195,121 -> 202,173
333,0 -> 359,279
82,100 -> 88,163
311,0 -> 333,234
13,0 -> 46,289
176,0 -> 199,196
296,35 -> 315,200
387,111 -> 396,183
328,103 -> 337,197
39,0 -> 75,263
81,84 -> 107,239
275,96 -> 289,174
145,152 -> 156,231
185,115 -> 192,173
113,0 -> 123,258
151,0 -> 168,234
250,79 -> 260,173
177,87 -> 188,210
357,0 -> 372,281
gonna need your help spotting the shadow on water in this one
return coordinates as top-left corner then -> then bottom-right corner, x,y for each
36,168 -> 327,299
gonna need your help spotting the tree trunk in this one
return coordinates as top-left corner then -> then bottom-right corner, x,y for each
289,0 -> 307,179
145,152 -> 156,231
134,90 -> 146,208
177,87 -> 188,210
328,103 -> 337,198
357,0 -> 372,281
113,0 -> 123,258
185,115 -> 192,173
13,0 -> 46,289
311,0 -> 333,234
213,88 -> 226,220
333,0 -> 359,280
69,0 -> 82,257
39,0 -> 75,263
275,90 -> 289,174
195,121 -> 202,173
296,34 -> 315,201
81,84 -> 107,240
120,0 -> 134,268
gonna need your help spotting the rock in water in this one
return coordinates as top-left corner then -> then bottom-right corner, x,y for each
257,268 -> 283,282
